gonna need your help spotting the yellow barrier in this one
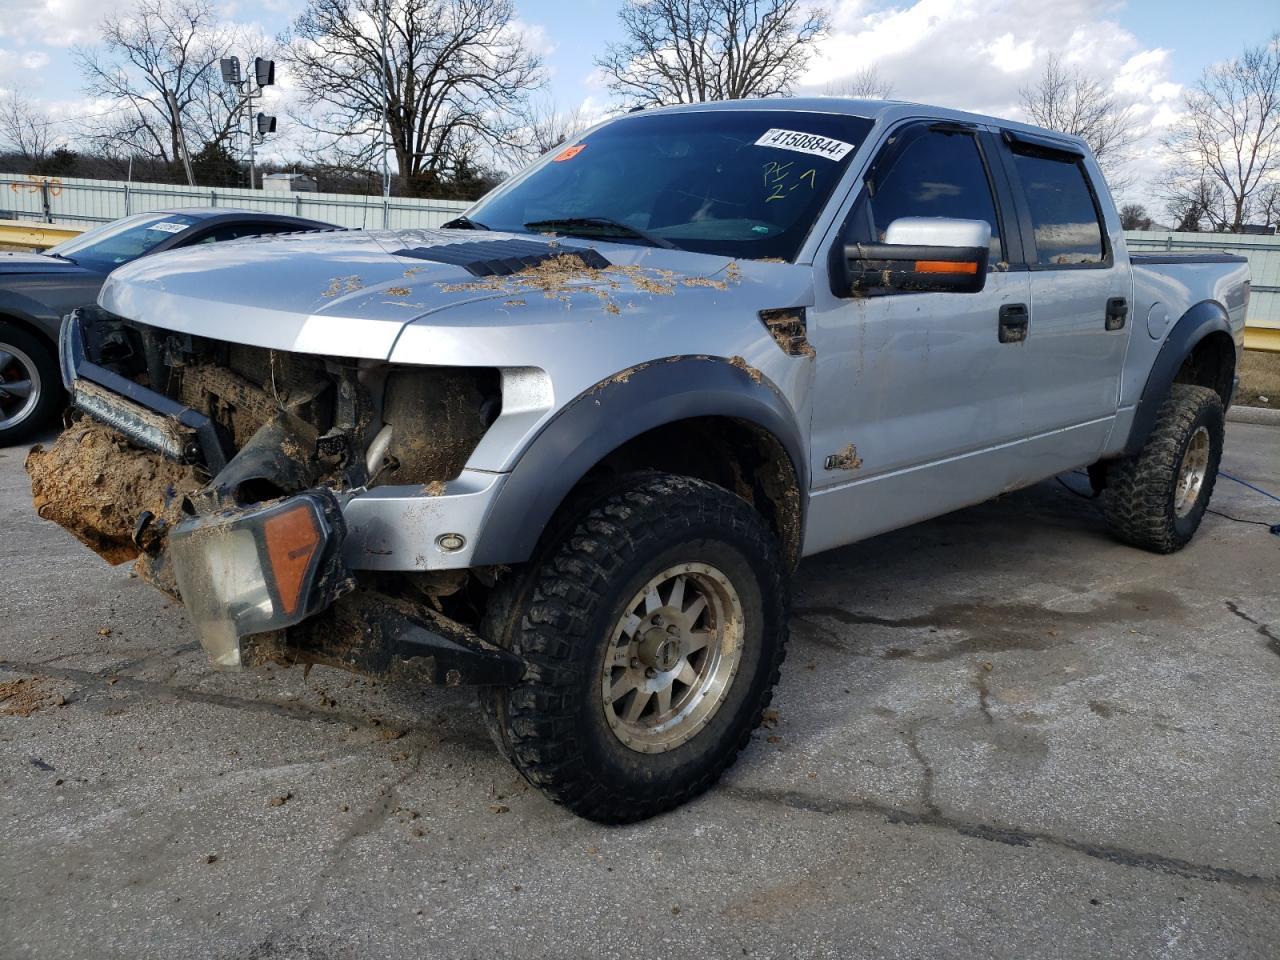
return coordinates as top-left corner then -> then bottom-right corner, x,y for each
1245,326 -> 1280,353
0,219 -> 85,249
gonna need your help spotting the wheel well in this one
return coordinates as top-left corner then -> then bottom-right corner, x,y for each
1173,330 -> 1235,406
0,311 -> 57,351
582,416 -> 804,570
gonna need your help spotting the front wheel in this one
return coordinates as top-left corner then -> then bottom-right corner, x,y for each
1103,383 -> 1224,553
0,323 -> 63,447
481,473 -> 789,823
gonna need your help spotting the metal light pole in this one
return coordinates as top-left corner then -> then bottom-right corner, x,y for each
220,56 -> 277,189
379,0 -> 392,198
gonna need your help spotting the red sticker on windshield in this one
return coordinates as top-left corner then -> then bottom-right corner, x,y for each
553,144 -> 586,162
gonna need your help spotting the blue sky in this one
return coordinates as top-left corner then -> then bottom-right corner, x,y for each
0,0 -> 1277,203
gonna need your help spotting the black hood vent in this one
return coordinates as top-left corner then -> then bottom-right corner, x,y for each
391,238 -> 611,277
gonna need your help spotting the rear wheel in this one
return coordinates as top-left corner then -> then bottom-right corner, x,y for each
480,473 -> 788,823
1103,383 -> 1224,553
0,323 -> 62,447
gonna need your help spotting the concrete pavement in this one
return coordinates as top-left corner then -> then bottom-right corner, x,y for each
1,424 -> 1278,959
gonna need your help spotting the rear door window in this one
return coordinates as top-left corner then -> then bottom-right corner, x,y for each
1010,150 -> 1106,265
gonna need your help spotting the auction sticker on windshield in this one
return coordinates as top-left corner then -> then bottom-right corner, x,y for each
553,144 -> 586,162
147,221 -> 190,234
753,129 -> 856,161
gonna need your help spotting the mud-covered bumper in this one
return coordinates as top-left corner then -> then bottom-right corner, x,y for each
168,490 -> 351,668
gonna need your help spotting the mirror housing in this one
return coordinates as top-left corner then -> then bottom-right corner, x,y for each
844,217 -> 991,295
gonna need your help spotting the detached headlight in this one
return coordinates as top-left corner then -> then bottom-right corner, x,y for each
169,492 -> 345,668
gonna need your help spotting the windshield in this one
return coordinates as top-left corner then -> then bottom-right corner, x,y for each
469,110 -> 874,260
46,212 -> 201,272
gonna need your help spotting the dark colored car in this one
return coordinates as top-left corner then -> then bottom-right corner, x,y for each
0,208 -> 335,444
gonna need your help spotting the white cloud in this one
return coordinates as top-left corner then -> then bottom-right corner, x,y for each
801,0 -> 1188,206
0,0 -> 137,47
986,33 -> 1035,74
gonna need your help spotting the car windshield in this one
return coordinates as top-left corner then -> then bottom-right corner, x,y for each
468,110 -> 874,261
46,213 -> 201,272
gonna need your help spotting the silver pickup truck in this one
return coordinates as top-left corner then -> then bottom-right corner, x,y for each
28,98 -> 1249,822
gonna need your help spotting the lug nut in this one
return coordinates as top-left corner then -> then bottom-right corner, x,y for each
645,667 -> 657,679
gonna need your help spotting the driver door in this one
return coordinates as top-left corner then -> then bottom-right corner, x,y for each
804,123 -> 1033,555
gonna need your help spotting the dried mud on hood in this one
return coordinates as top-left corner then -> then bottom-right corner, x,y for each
26,422 -> 202,565
437,255 -> 742,315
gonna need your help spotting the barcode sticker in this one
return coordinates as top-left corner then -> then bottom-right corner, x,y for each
753,129 -> 856,161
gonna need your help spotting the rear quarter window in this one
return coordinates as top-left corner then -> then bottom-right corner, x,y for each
1012,151 -> 1106,266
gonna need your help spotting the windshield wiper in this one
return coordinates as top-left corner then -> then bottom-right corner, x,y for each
45,251 -> 76,263
523,217 -> 678,250
441,215 -> 490,230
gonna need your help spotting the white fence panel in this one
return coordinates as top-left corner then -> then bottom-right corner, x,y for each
0,172 -> 470,231
1125,230 -> 1280,329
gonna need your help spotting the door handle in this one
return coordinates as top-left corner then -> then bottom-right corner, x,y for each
1106,297 -> 1128,330
998,303 -> 1029,343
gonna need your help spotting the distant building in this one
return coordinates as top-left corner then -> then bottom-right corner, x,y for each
262,173 -> 318,193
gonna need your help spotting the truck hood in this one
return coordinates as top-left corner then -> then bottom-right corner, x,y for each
98,228 -> 752,360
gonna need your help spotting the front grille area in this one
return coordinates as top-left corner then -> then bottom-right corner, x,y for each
71,308 -> 500,492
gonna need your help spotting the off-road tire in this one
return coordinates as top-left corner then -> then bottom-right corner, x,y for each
1103,383 -> 1224,553
480,473 -> 789,823
0,323 -> 62,447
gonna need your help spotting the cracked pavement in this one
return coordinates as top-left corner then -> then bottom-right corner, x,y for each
1,423 -> 1278,959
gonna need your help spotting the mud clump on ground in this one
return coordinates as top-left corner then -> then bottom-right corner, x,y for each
26,422 -> 202,565
0,677 -> 66,717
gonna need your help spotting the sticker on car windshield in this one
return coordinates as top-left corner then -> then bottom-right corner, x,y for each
553,144 -> 586,162
753,129 -> 855,161
146,221 -> 190,234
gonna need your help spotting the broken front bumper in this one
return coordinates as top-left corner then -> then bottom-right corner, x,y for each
168,490 -> 350,668
164,490 -> 526,685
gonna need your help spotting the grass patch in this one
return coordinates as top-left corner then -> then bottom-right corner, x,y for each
1237,349 -> 1280,408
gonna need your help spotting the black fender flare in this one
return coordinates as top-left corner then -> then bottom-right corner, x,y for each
470,356 -> 808,566
1121,300 -> 1234,456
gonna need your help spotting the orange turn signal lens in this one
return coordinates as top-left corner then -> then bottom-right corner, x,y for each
914,260 -> 978,274
262,503 -> 321,617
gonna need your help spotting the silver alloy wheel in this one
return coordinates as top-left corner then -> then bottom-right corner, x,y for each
601,562 -> 745,753
0,343 -> 40,432
1174,425 -> 1211,518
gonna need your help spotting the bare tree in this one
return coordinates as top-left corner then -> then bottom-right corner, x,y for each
526,96 -> 590,155
1165,175 -> 1225,233
1161,34 -> 1280,233
597,0 -> 830,108
0,90 -> 54,163
75,0 -> 241,168
1020,54 -> 1138,188
1257,179 -> 1280,231
824,67 -> 894,100
281,0 -> 543,193
1118,203 -> 1153,231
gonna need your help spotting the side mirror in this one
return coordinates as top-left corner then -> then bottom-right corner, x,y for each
844,217 -> 991,294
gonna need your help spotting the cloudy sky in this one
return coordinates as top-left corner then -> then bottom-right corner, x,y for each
1,0 -> 1277,208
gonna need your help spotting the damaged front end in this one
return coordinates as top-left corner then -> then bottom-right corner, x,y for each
29,307 -> 524,685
